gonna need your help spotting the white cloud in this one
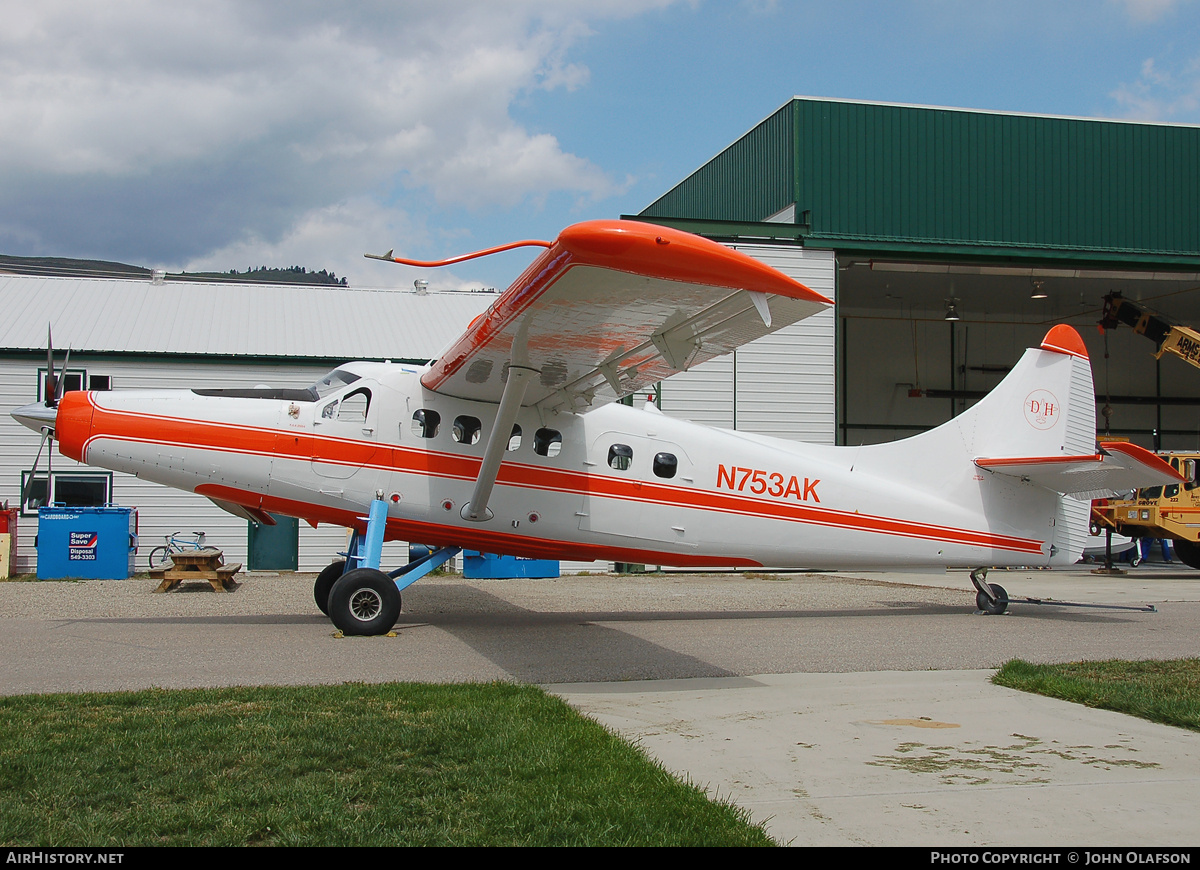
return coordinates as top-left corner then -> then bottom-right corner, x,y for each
175,196 -> 541,291
0,0 -> 676,263
1111,55 -> 1200,121
175,197 -> 420,289
1112,0 -> 1184,22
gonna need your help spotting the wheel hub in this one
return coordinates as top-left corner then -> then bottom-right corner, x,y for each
348,587 -> 383,621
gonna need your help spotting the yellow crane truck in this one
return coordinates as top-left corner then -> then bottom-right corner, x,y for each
1090,451 -> 1200,569
1090,294 -> 1200,568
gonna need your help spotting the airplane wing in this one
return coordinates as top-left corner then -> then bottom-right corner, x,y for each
975,442 -> 1185,499
419,220 -> 831,413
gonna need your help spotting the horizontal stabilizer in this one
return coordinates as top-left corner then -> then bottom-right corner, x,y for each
975,442 -> 1184,499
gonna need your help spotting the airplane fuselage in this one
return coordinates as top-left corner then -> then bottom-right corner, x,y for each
52,359 -> 1069,571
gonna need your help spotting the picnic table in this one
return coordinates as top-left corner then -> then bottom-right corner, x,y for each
150,547 -> 242,592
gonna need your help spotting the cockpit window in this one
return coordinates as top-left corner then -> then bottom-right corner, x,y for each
337,388 -> 370,422
312,369 -> 361,398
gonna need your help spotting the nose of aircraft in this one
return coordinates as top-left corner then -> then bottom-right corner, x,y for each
11,402 -> 58,434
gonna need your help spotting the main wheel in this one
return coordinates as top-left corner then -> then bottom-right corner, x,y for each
1172,539 -> 1200,570
328,568 -> 401,636
976,582 -> 1009,615
313,559 -> 346,615
148,546 -> 172,570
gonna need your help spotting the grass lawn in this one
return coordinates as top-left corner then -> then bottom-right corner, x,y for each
10,661 -> 1195,846
993,658 -> 1200,732
0,681 -> 774,847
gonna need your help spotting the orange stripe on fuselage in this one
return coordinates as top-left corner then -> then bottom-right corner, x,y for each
193,483 -> 759,567
78,396 -> 1045,556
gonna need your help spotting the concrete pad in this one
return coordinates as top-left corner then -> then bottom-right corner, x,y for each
551,669 -> 1200,847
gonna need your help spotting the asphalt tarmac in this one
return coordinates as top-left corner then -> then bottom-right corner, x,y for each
2,563 -> 1198,846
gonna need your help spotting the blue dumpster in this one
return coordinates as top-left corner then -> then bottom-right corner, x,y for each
37,506 -> 138,580
463,550 -> 559,579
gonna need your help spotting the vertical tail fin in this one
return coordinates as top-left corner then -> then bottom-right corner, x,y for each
858,325 -> 1097,565
964,324 -> 1096,461
958,325 -> 1096,563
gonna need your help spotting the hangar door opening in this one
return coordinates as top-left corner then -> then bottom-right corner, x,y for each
835,257 -> 1200,452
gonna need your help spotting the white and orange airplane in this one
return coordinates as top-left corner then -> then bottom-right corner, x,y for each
12,220 -> 1183,634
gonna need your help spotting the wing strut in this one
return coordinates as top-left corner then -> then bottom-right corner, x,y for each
461,364 -> 537,522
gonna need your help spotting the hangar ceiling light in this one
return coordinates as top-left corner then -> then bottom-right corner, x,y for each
869,261 -> 1200,282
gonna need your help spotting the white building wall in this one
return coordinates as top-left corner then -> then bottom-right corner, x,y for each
657,245 -> 838,444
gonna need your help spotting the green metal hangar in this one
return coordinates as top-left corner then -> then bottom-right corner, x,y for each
637,97 -> 1200,451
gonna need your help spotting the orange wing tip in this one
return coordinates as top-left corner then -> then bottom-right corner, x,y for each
1040,324 -> 1089,359
557,220 -> 832,305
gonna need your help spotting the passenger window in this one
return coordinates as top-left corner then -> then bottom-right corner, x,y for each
321,401 -> 337,419
337,389 -> 370,423
534,428 -> 562,458
608,444 -> 633,471
507,424 -> 522,452
452,415 -> 482,445
653,452 -> 677,479
412,409 -> 441,438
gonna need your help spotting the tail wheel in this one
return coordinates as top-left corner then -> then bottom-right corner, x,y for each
1172,539 -> 1200,570
313,559 -> 347,615
328,568 -> 401,636
976,583 -> 1009,615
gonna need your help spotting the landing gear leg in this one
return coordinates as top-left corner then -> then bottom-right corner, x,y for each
970,567 -> 1009,615
323,496 -> 461,636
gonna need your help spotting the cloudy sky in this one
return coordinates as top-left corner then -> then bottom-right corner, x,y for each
1,0 -> 1197,292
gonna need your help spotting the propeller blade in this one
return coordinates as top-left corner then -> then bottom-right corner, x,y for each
45,325 -> 57,407
21,429 -> 50,507
54,348 -> 72,405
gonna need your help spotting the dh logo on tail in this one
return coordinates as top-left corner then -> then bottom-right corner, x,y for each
1024,390 -> 1060,430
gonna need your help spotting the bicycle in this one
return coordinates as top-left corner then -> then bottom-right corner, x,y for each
148,531 -> 208,569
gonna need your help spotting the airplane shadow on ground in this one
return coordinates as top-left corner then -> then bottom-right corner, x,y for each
43,585 -> 1153,686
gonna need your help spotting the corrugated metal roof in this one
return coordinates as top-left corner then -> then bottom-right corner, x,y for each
641,97 -> 1200,265
0,275 -> 496,360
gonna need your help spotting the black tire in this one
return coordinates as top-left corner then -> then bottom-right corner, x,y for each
313,560 -> 346,615
1172,539 -> 1200,570
328,568 -> 401,636
148,546 -> 171,570
976,582 -> 1009,615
